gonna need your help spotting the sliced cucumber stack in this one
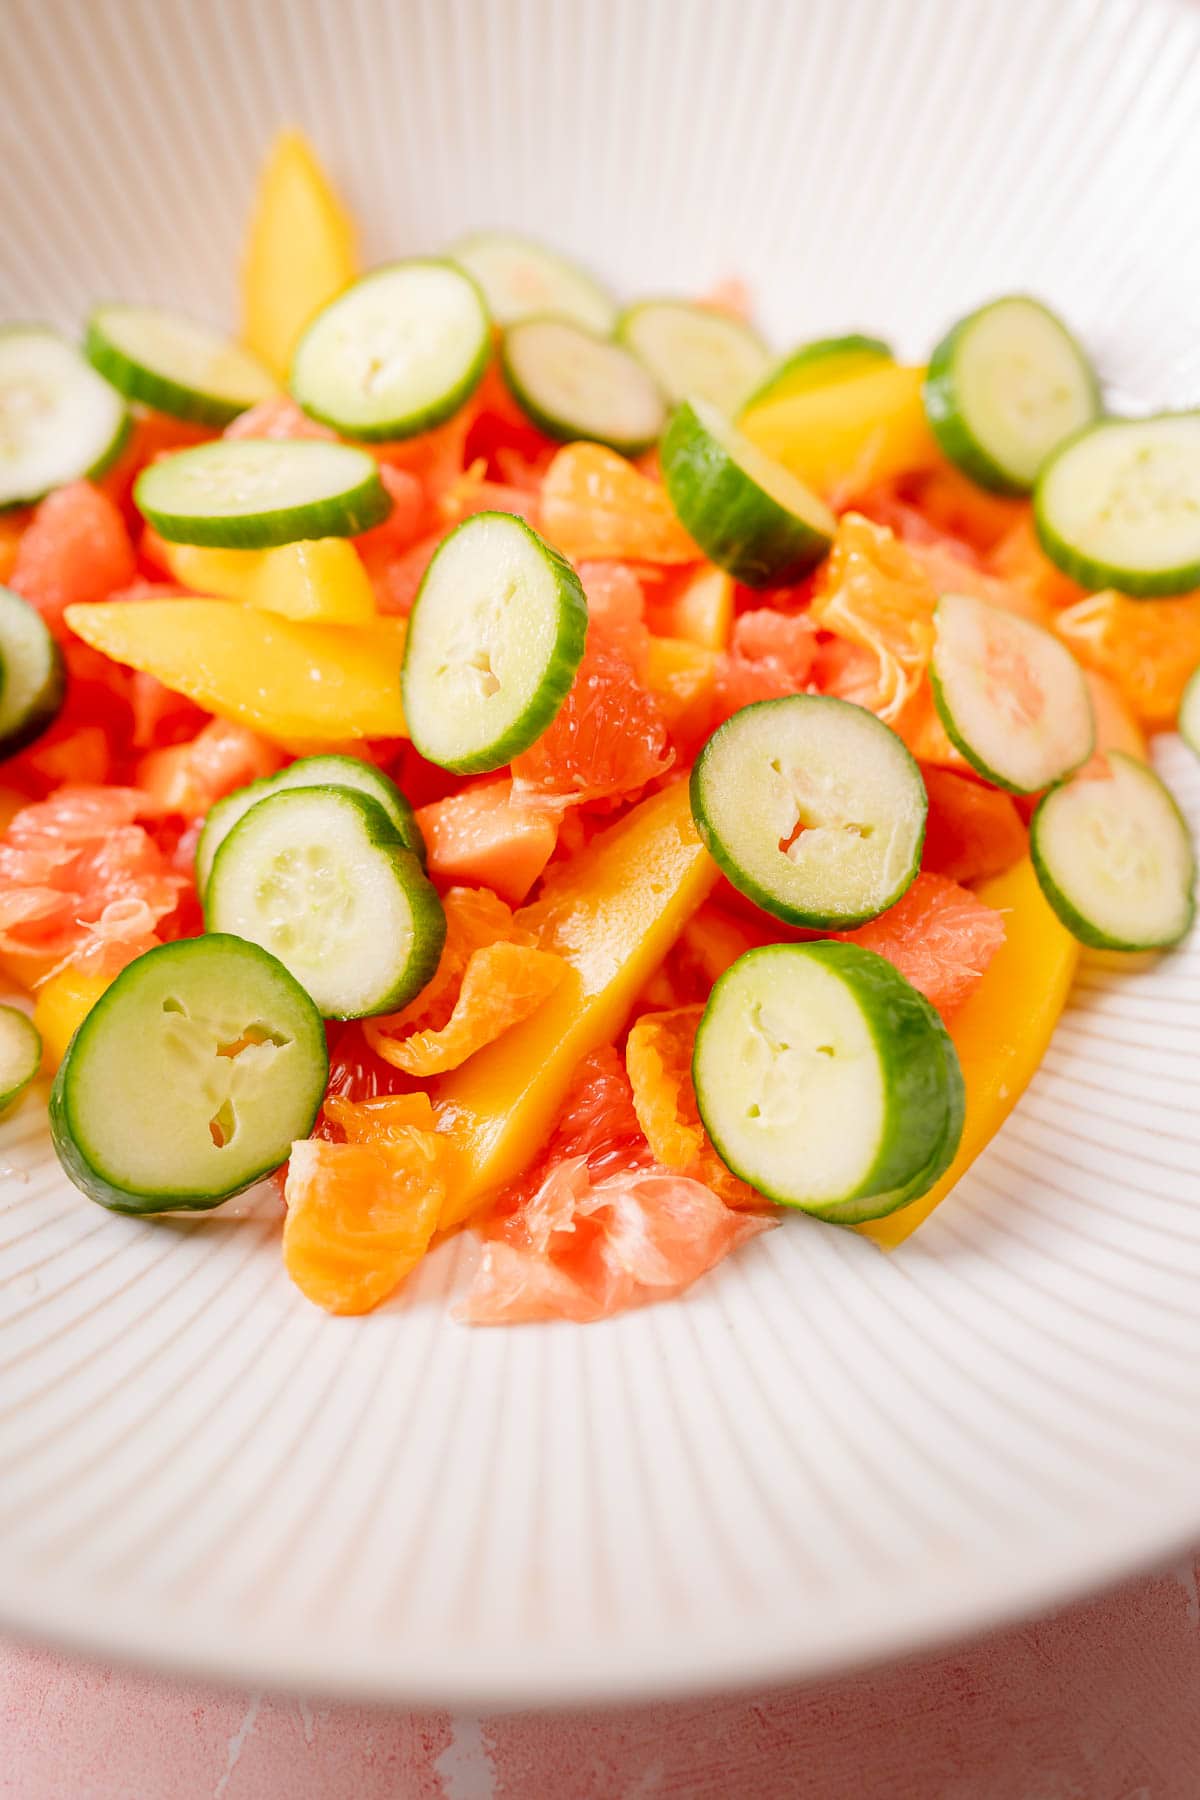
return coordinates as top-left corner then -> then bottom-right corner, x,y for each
741,333 -> 892,414
0,326 -> 129,509
50,936 -> 328,1214
661,397 -> 835,587
1180,665 -> 1200,759
501,318 -> 665,454
1031,752 -> 1195,950
693,942 -> 965,1223
85,304 -> 276,427
924,297 -> 1099,495
402,511 -> 587,774
449,231 -> 617,333
0,1006 -> 41,1111
290,259 -> 490,440
135,439 -> 390,547
617,300 -> 770,414
1035,414 -> 1200,596
0,584 -> 65,756
930,591 -> 1094,794
205,786 -> 444,1020
195,754 -> 423,895
690,695 -> 926,928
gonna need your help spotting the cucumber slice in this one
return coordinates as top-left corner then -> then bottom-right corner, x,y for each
924,297 -> 1099,495
0,584 -> 65,756
741,334 -> 892,414
1180,665 -> 1200,758
290,259 -> 490,441
0,326 -> 129,509
660,397 -> 835,588
134,439 -> 390,548
401,511 -> 587,774
1035,414 -> 1200,596
500,318 -> 665,455
693,941 -> 965,1222
617,300 -> 770,414
0,1005 -> 41,1110
1030,752 -> 1195,950
690,695 -> 926,928
449,232 -> 617,334
49,935 -> 327,1214
85,304 -> 276,428
205,786 -> 445,1019
195,754 -> 424,895
929,590 -> 1094,794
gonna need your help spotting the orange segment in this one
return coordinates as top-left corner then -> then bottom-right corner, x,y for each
366,941 -> 566,1076
626,1004 -> 759,1207
540,442 -> 698,563
1054,588 -> 1200,730
811,513 -> 937,724
283,1133 -> 446,1315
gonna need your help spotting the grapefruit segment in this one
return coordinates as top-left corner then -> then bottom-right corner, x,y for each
833,871 -> 1006,1019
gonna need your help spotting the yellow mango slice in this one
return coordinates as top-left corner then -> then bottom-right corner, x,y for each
649,565 -> 734,650
242,129 -> 357,378
859,859 -> 1078,1249
161,540 -> 263,599
247,538 -> 377,623
33,968 -> 112,1073
432,781 -> 718,1227
64,600 -> 407,745
740,364 -> 939,501
644,636 -> 718,742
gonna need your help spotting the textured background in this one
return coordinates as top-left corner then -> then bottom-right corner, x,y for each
5,1556 -> 1200,1798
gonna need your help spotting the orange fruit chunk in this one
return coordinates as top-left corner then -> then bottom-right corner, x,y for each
136,718 -> 283,820
283,1132 -> 446,1315
579,559 -> 650,674
12,481 -> 135,633
626,1005 -> 760,1208
540,442 -> 698,564
921,768 -> 1027,886
832,871 -> 1006,1019
810,512 -> 937,724
415,779 -> 560,905
320,1091 -> 439,1142
1054,588 -> 1200,730
367,940 -> 566,1077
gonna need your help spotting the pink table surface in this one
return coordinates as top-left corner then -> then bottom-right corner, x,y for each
3,1556 -> 1200,1798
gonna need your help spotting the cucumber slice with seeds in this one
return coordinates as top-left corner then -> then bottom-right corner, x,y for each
195,754 -> 423,895
693,942 -> 965,1222
500,318 -> 665,454
1180,665 -> 1200,758
49,935 -> 328,1214
401,511 -> 587,774
0,584 -> 65,756
741,334 -> 892,414
449,232 -> 616,334
0,1006 -> 41,1110
690,695 -> 927,928
135,439 -> 390,548
85,304 -> 276,427
205,786 -> 445,1020
1035,414 -> 1200,596
0,326 -> 129,509
617,300 -> 770,414
290,259 -> 490,441
924,297 -> 1099,495
1031,752 -> 1195,950
930,590 -> 1094,794
661,397 -> 835,588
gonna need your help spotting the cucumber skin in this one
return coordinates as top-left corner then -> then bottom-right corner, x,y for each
1034,415 -> 1200,598
84,316 -> 265,429
689,696 -> 927,928
615,301 -> 770,410
661,401 -> 832,588
205,787 -> 447,1019
499,320 -> 664,456
290,260 -> 491,443
195,757 -> 425,896
1029,758 -> 1197,951
0,1007 -> 41,1110
0,596 -> 66,757
740,334 -> 892,414
134,457 -> 391,550
49,936 -> 329,1215
924,298 -> 1100,498
693,941 -> 965,1221
450,233 -> 617,333
401,511 -> 589,775
927,653 -> 1094,797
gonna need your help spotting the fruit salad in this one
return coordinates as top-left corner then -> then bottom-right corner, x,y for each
0,132 -> 1194,1324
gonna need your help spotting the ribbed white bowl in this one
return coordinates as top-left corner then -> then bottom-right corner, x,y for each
2,0 -> 1199,1706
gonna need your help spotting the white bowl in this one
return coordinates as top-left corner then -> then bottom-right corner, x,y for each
2,0 -> 1200,1708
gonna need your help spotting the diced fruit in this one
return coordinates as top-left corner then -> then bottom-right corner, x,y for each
643,636 -> 718,751
247,538 -> 377,623
646,564 -> 734,650
33,966 -> 112,1071
1055,588 -> 1200,731
740,365 -> 939,500
283,1134 -> 446,1315
833,870 -> 1007,1018
921,768 -> 1027,885
540,442 -> 698,564
414,780 -> 559,905
12,481 -> 135,633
